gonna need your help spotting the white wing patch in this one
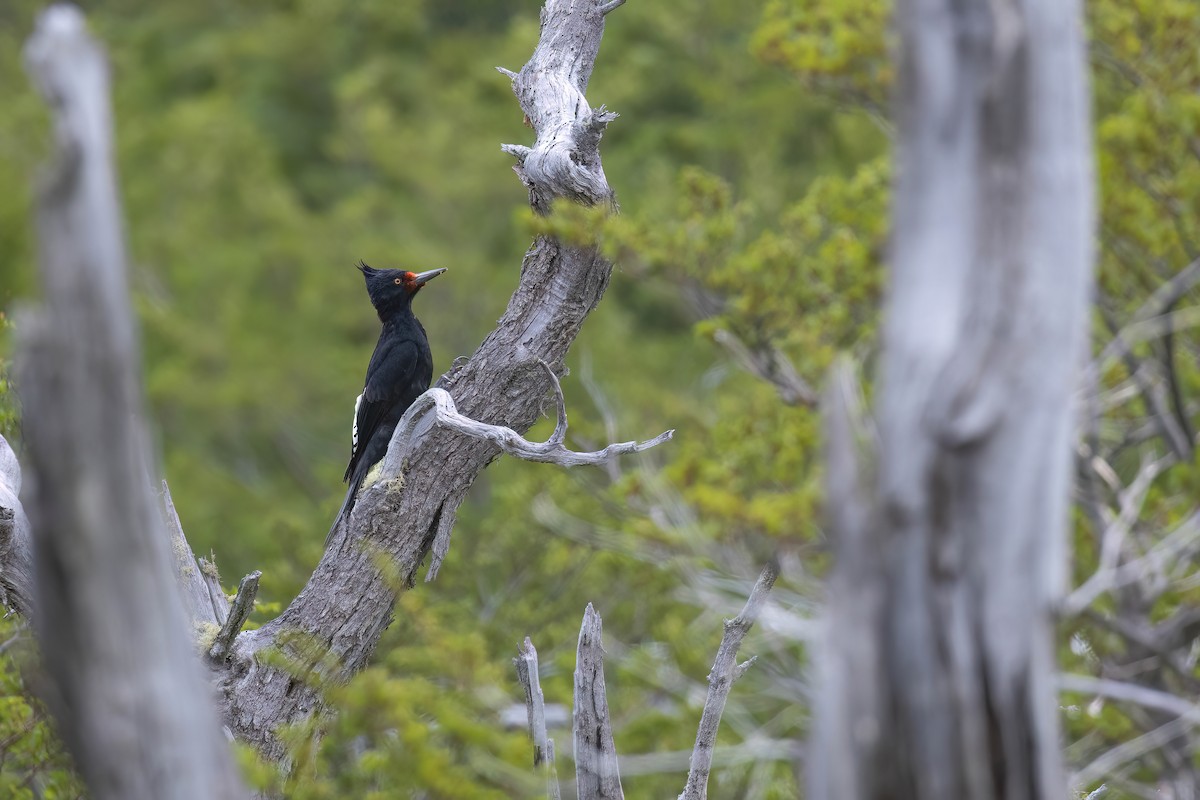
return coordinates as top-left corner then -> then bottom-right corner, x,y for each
350,392 -> 363,458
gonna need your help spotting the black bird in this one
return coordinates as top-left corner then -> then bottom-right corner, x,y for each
331,261 -> 445,537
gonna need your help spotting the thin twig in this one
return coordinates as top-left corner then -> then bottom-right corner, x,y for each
1063,453 -> 1172,615
543,361 -> 569,446
1159,309 -> 1194,450
424,487 -> 467,583
0,622 -> 28,655
610,737 -> 800,777
1129,258 -> 1200,326
1151,606 -> 1200,652
1063,675 -> 1200,789
1094,299 -> 1200,385
1080,610 -> 1200,692
1060,673 -> 1200,721
1101,308 -> 1191,460
1071,716 -> 1195,788
1064,511 -> 1200,614
680,559 -> 780,800
1076,349 -> 1111,539
712,329 -> 817,408
579,354 -> 623,483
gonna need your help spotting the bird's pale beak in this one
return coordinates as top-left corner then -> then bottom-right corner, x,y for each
412,268 -> 447,286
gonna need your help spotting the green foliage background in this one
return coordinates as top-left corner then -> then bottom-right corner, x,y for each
0,0 -> 1196,796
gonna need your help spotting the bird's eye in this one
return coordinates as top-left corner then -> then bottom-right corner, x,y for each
394,277 -> 403,285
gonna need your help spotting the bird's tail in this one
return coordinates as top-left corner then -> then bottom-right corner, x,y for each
325,470 -> 366,548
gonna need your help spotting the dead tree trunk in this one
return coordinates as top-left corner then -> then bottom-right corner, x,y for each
15,7 -> 246,798
213,0 -> 636,760
0,0 -> 653,771
808,0 -> 1094,798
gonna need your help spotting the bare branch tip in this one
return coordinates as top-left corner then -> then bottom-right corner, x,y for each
632,428 -> 674,453
733,655 -> 758,681
496,66 -> 519,80
500,143 -> 532,163
598,0 -> 626,16
580,602 -> 603,633
760,556 -> 782,586
593,105 -> 620,124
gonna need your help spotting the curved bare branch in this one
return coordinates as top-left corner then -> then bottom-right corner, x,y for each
383,362 -> 672,472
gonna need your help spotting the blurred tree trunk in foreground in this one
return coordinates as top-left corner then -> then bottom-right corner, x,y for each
16,6 -> 246,799
808,0 -> 1094,798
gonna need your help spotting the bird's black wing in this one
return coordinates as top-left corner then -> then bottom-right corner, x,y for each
343,338 -> 421,482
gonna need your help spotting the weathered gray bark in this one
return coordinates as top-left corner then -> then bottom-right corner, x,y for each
515,636 -> 563,800
513,565 -> 780,800
808,0 -> 1094,798
3,0 -> 648,771
15,6 -> 245,798
162,479 -> 235,630
209,0 -> 632,759
573,604 -> 624,800
0,434 -> 33,618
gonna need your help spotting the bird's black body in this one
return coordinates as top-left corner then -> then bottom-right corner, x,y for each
330,262 -> 444,538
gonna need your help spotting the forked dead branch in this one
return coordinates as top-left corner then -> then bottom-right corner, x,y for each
513,564 -> 779,800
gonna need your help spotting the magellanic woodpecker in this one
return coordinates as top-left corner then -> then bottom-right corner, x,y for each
329,261 -> 445,541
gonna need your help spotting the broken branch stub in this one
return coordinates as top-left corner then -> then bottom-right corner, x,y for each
574,604 -> 624,800
500,0 -> 619,211
515,637 -> 563,800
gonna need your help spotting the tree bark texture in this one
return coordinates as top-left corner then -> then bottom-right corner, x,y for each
212,0 -> 626,759
515,636 -> 563,800
573,604 -> 624,800
15,6 -> 246,798
0,434 -> 33,618
808,0 -> 1094,798
2,0 -> 633,766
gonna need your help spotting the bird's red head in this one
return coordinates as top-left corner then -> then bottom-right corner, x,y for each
358,262 -> 446,317
393,270 -> 445,294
